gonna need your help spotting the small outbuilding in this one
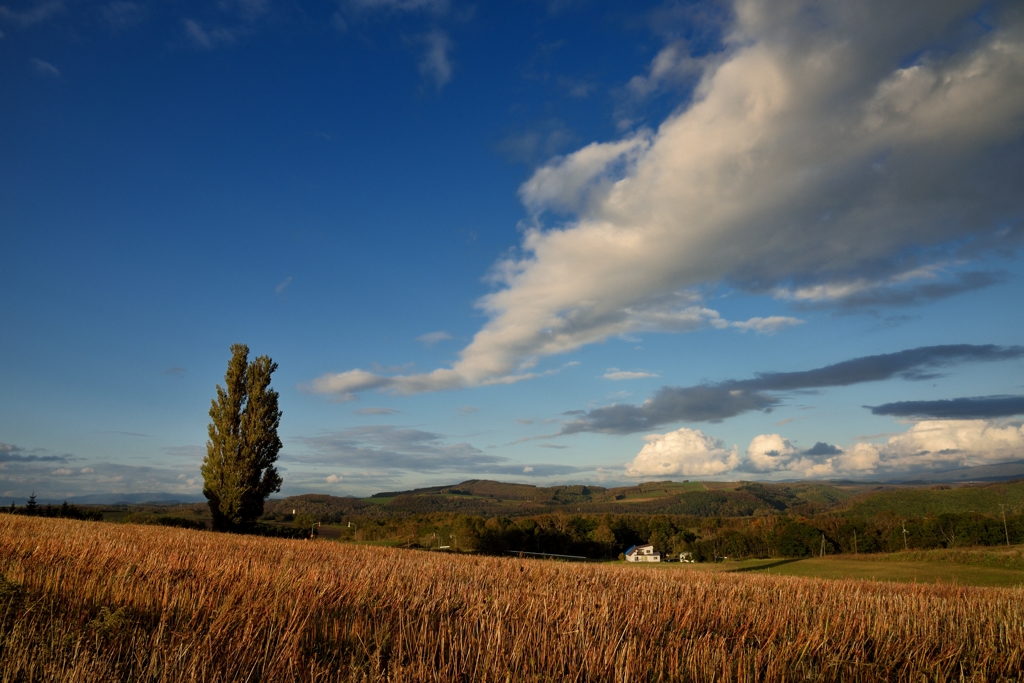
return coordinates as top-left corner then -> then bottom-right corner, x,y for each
624,544 -> 661,562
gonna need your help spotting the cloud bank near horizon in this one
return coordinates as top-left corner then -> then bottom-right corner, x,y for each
307,0 -> 1024,400
625,419 -> 1024,479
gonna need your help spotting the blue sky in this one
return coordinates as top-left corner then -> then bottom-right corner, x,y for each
2,0 -> 1024,500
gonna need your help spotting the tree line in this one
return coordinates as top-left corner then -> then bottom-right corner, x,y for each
1,494 -> 102,521
316,508 -> 1024,560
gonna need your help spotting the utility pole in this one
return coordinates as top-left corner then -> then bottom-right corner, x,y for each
901,521 -> 909,552
347,521 -> 358,541
820,534 -> 826,558
853,529 -> 858,555
999,504 -> 1010,547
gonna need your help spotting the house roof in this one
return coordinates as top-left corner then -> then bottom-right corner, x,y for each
625,544 -> 654,555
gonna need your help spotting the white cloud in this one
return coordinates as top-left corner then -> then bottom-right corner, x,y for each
750,419 -> 1024,477
626,427 -> 739,477
630,417 -> 1024,480
746,433 -> 797,471
730,316 -> 804,334
523,466 -> 534,473
847,420 -> 1024,473
326,474 -> 343,483
625,41 -> 707,100
604,368 -> 659,380
418,29 -> 452,90
310,0 -> 1024,399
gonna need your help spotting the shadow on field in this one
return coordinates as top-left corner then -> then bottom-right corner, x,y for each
728,559 -> 804,573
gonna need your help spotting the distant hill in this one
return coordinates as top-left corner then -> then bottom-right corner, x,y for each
838,479 -> 1024,518
884,460 -> 1024,484
258,479 -> 866,520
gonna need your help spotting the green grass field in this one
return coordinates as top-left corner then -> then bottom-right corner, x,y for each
840,480 -> 1024,517
624,546 -> 1024,587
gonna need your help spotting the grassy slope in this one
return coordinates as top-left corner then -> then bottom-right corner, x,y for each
635,546 -> 1024,587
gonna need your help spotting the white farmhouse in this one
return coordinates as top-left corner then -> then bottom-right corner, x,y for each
624,544 -> 661,562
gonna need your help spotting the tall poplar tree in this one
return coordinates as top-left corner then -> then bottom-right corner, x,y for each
202,344 -> 283,531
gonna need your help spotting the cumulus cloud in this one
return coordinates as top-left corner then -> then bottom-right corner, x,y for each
841,420 -> 1024,474
309,0 -> 1024,399
802,442 -> 843,456
562,344 -> 1023,435
746,433 -> 797,471
870,395 -> 1024,419
631,417 -> 1023,480
625,427 -> 739,477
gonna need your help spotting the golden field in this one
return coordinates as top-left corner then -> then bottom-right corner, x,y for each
1,515 -> 1022,682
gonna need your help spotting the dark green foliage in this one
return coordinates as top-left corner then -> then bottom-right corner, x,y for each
0,500 -> 102,521
123,512 -> 208,530
261,494 -> 371,523
202,344 -> 283,531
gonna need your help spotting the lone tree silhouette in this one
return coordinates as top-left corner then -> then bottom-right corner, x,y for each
202,344 -> 283,531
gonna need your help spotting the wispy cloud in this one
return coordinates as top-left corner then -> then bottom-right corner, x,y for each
355,407 -> 400,416
870,395 -> 1024,419
0,442 -> 70,464
101,1 -> 143,32
182,18 -> 236,49
0,1 -> 65,28
348,0 -> 449,13
603,369 -> 659,380
30,58 -> 60,77
287,425 -> 578,477
164,366 -> 187,378
562,344 -> 1024,435
416,331 -> 453,346
418,29 -> 452,90
275,276 -> 293,296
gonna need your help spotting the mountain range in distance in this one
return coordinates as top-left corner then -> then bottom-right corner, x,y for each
25,459 -> 1024,507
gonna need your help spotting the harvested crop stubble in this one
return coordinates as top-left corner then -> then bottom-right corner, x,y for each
0,516 -> 1022,681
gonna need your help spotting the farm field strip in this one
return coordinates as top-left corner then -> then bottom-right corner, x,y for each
2,515 -> 1023,681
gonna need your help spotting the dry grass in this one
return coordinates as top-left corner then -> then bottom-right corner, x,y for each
1,515 -> 1022,682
